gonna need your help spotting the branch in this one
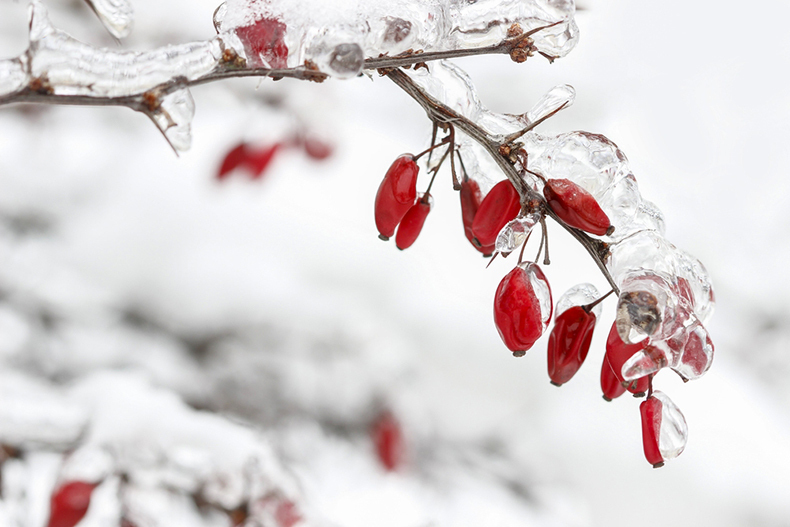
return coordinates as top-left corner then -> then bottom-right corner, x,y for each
385,69 -> 619,295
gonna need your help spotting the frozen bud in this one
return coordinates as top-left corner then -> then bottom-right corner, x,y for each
616,290 -> 660,344
495,213 -> 541,255
640,391 -> 688,468
555,283 -> 602,319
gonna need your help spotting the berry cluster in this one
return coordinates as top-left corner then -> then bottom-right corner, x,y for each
374,127 -> 714,468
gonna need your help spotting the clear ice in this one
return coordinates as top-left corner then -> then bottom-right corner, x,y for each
495,213 -> 541,255
218,0 -> 579,76
652,391 -> 688,461
555,283 -> 601,320
84,0 -> 134,39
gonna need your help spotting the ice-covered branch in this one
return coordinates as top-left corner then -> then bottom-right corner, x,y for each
0,0 -> 577,152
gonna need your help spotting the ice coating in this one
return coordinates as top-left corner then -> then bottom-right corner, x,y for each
150,89 -> 196,152
0,58 -> 29,98
523,262 -> 553,329
555,283 -> 602,320
519,84 -> 575,128
495,213 -> 541,255
27,1 -> 223,98
652,391 -> 688,460
84,0 -> 134,39
218,0 -> 578,76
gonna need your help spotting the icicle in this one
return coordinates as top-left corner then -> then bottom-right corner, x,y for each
519,84 -> 575,128
84,0 -> 134,39
149,89 -> 196,153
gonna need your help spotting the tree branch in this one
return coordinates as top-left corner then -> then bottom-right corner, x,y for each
385,69 -> 619,295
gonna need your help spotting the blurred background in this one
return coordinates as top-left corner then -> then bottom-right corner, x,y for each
1,0 -> 789,526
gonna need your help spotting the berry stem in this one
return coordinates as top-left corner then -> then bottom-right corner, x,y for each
582,289 -> 615,313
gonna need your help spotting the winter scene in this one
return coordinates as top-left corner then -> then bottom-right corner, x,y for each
1,0 -> 789,526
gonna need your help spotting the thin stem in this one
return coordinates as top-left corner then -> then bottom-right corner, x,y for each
502,101 -> 570,144
541,218 -> 550,265
413,136 -> 452,161
427,121 -> 439,165
582,288 -> 615,313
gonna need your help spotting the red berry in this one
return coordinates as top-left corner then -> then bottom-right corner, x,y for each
47,481 -> 97,527
395,195 -> 431,250
247,143 -> 281,179
371,410 -> 405,471
303,137 -> 333,160
543,178 -> 611,236
600,352 -> 627,401
374,155 -> 419,240
234,18 -> 289,69
493,263 -> 552,356
640,396 -> 664,468
547,305 -> 596,386
471,179 -> 521,248
459,178 -> 495,256
604,321 -> 650,397
218,143 -> 248,179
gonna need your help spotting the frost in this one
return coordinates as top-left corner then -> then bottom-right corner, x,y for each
84,0 -> 134,39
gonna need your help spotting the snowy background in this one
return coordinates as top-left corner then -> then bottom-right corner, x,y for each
1,0 -> 790,526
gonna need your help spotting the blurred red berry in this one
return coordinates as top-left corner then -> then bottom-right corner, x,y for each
247,143 -> 282,179
47,481 -> 97,527
371,410 -> 405,471
218,143 -> 249,179
303,137 -> 333,161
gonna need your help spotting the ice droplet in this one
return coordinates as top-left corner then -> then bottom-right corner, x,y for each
520,84 -> 575,128
621,346 -> 666,381
0,58 -> 28,97
495,213 -> 540,255
674,248 -> 715,324
84,0 -> 134,39
652,391 -> 688,460
555,283 -> 601,320
149,89 -> 196,152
